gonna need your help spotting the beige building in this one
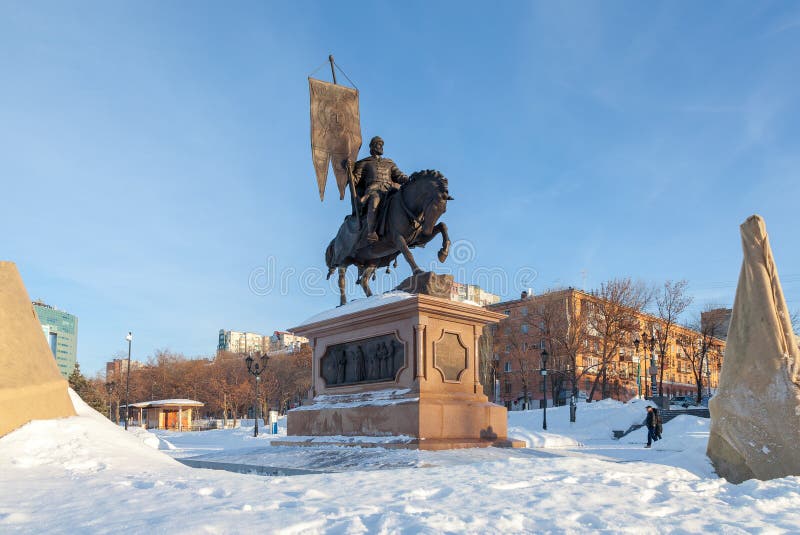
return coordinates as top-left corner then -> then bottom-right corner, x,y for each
488,288 -> 726,410
269,331 -> 308,354
105,358 -> 144,381
217,329 -> 270,354
450,282 -> 501,307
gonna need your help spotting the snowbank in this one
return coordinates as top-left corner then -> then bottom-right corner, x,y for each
2,392 -> 800,533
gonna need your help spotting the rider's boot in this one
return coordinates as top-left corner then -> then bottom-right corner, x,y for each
365,204 -> 379,243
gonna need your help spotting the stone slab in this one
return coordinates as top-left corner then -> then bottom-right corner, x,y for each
0,261 -> 75,437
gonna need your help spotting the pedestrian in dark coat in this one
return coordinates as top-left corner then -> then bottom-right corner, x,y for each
654,408 -> 663,440
644,406 -> 657,448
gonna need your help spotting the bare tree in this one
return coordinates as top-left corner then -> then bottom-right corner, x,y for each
495,319 -> 540,409
654,280 -> 693,395
677,306 -> 725,403
586,278 -> 651,401
265,345 -> 312,413
532,291 -> 592,408
478,326 -> 496,400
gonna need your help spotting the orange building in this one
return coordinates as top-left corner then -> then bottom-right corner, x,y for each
487,288 -> 725,410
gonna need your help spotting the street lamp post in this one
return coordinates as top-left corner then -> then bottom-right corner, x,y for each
566,363 -> 576,423
642,331 -> 657,399
633,337 -> 641,399
705,356 -> 712,400
641,332 -> 650,398
105,381 -> 115,422
245,352 -> 269,437
540,349 -> 548,431
124,332 -> 132,430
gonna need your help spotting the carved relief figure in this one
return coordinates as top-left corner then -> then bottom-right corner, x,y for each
336,348 -> 347,384
366,345 -> 377,380
376,342 -> 389,378
352,346 -> 365,382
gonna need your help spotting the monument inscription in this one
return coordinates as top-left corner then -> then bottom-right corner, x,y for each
321,334 -> 405,386
433,331 -> 468,382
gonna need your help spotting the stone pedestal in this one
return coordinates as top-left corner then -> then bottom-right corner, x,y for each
277,293 -> 522,449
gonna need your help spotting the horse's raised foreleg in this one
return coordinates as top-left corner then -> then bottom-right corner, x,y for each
359,265 -> 376,297
434,222 -> 450,263
410,222 -> 451,264
395,234 -> 423,275
338,266 -> 347,307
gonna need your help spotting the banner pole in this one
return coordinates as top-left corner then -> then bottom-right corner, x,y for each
329,55 -> 337,85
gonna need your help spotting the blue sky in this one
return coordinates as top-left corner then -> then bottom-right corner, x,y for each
2,1 -> 799,375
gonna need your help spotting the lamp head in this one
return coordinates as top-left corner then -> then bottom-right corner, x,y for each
633,338 -> 640,351
125,332 -> 132,342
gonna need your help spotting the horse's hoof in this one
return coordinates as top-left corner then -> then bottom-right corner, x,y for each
438,250 -> 448,263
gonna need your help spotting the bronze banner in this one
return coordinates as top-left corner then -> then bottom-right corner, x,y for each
309,78 -> 362,201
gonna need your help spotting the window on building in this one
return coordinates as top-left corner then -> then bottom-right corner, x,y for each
521,324 -> 529,334
521,307 -> 528,316
505,381 -> 512,394
504,362 -> 512,373
503,310 -> 511,316
540,339 -> 546,350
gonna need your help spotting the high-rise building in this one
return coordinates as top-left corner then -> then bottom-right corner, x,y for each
32,301 -> 78,378
217,329 -> 270,354
105,358 -> 144,381
269,331 -> 309,354
450,282 -> 501,307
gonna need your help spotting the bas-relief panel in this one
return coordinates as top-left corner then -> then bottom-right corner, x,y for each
321,334 -> 405,387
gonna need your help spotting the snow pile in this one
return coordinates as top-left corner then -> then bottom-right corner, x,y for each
297,291 -> 413,326
3,393 -> 800,532
292,388 -> 417,410
0,389 -> 176,475
508,398 -> 654,447
275,434 -> 415,444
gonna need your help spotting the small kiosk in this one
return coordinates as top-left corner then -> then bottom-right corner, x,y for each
129,399 -> 204,431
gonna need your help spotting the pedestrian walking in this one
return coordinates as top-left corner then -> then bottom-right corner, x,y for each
654,407 -> 663,441
644,406 -> 657,448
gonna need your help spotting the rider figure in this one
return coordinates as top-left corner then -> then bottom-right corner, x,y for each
348,136 -> 408,243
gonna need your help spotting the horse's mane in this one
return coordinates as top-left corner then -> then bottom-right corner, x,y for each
405,169 -> 448,190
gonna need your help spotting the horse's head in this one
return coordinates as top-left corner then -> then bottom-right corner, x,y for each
407,170 -> 453,235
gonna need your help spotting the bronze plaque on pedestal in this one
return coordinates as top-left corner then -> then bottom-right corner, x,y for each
433,332 -> 468,382
321,334 -> 404,387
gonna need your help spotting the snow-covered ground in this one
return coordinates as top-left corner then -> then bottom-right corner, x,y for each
2,391 -> 799,533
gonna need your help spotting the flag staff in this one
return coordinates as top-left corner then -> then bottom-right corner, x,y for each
329,55 -> 337,85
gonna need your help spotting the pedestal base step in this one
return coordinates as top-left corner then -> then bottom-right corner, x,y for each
271,437 -> 526,450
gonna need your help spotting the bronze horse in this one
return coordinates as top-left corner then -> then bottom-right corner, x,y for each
325,170 -> 453,305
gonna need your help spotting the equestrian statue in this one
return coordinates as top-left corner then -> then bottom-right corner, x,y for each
309,58 -> 452,305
